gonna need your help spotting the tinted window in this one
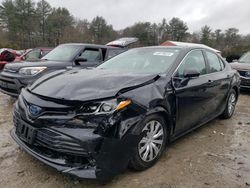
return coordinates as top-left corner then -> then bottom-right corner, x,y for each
79,49 -> 101,62
206,51 -> 222,73
107,49 -> 125,59
176,50 -> 206,78
99,48 -> 180,74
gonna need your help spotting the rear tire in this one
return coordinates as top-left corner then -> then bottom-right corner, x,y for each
221,89 -> 237,119
129,114 -> 168,171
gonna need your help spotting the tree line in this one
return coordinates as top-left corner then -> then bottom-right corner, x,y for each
0,0 -> 250,57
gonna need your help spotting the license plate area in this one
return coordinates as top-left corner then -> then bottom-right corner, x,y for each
16,122 -> 36,144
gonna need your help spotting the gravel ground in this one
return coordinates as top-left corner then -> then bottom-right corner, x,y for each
0,92 -> 250,188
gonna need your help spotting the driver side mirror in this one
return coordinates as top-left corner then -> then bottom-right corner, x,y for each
183,68 -> 200,78
75,57 -> 87,65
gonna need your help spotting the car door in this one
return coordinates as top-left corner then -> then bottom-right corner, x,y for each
74,48 -> 103,68
203,50 -> 231,118
173,50 -> 211,135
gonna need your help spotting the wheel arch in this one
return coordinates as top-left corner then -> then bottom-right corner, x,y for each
146,106 -> 174,140
232,85 -> 239,101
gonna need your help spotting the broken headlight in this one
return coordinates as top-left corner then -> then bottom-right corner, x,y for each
78,99 -> 131,115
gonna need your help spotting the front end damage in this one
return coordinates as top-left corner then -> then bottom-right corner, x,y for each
11,89 -> 146,180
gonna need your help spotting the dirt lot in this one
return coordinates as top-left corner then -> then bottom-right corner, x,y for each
0,92 -> 250,188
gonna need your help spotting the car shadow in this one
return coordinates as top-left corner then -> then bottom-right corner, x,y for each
240,89 -> 250,95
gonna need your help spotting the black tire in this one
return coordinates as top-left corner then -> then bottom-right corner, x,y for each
220,89 -> 237,119
129,114 -> 168,171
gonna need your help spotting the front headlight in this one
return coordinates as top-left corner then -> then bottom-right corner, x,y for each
78,99 -> 132,115
19,67 -> 47,75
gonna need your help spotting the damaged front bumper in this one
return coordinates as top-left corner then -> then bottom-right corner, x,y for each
11,123 -> 140,180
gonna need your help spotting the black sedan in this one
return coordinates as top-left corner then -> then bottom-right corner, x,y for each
230,51 -> 250,89
0,38 -> 138,97
11,46 -> 240,180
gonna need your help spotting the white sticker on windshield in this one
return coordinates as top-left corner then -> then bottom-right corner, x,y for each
153,52 -> 174,56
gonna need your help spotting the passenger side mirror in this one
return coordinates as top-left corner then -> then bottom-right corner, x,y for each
183,69 -> 200,78
75,57 -> 87,65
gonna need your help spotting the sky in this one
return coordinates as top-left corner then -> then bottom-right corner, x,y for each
5,0 -> 250,34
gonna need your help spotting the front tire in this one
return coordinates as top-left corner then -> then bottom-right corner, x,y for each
129,114 -> 168,171
221,89 -> 237,119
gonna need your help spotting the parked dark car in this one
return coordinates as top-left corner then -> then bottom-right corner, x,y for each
11,46 -> 240,180
0,38 -> 138,97
230,51 -> 250,89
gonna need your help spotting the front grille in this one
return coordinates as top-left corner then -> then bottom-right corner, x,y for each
0,76 -> 19,94
241,77 -> 250,86
23,97 -> 75,117
31,144 -> 90,166
0,86 -> 19,94
0,77 -> 15,84
34,129 -> 87,156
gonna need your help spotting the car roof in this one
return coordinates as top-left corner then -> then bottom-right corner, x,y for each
59,43 -> 118,49
161,41 -> 221,54
138,45 -> 219,53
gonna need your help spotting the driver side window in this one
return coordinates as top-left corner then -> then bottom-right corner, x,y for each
79,48 -> 102,62
175,50 -> 207,78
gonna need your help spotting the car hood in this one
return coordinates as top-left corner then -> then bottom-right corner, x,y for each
29,68 -> 160,101
230,62 -> 250,71
4,60 -> 69,72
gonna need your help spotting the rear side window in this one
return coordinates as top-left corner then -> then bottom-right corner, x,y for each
175,50 -> 207,78
107,49 -> 125,59
206,51 -> 222,73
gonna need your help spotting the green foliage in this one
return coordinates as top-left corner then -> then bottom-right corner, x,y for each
46,7 -> 73,46
122,22 -> 157,46
200,25 -> 212,46
36,0 -> 52,44
168,17 -> 188,41
89,16 -> 117,44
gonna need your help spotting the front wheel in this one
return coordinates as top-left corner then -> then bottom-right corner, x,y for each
129,114 -> 168,171
221,89 -> 237,119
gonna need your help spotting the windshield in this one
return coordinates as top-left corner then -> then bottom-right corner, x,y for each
239,52 -> 250,63
42,45 -> 82,62
98,48 -> 180,74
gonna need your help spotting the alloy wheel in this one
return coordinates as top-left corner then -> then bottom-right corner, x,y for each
228,93 -> 236,116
